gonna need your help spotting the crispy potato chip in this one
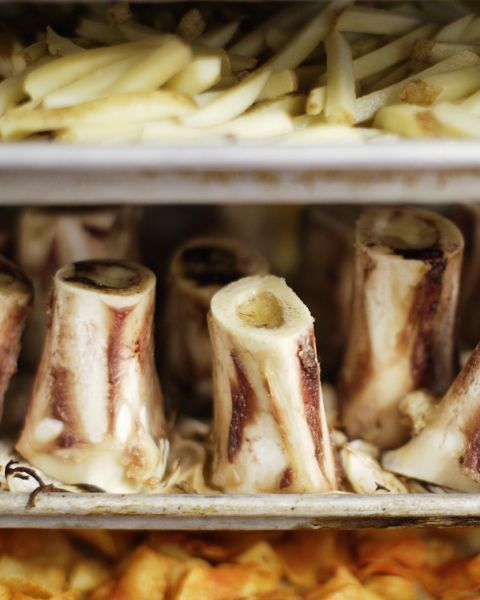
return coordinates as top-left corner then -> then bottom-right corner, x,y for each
175,562 -> 280,600
305,567 -> 383,600
365,575 -> 416,600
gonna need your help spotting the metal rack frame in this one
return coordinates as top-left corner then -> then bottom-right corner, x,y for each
1,141 -> 480,204
1,493 -> 479,529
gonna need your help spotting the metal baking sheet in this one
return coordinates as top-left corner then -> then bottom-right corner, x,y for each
0,493 -> 479,529
1,141 -> 480,205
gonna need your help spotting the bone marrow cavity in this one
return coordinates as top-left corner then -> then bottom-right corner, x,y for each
181,245 -> 244,286
61,260 -> 142,291
237,291 -> 285,329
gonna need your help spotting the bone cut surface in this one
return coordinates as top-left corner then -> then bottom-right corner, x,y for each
0,256 -> 33,419
16,259 -> 166,493
339,207 -> 463,450
383,344 -> 480,493
17,207 -> 141,367
164,236 -> 268,415
209,274 -> 338,493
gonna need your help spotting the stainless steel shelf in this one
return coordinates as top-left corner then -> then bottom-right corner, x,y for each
0,493 -> 479,529
1,141 -> 479,205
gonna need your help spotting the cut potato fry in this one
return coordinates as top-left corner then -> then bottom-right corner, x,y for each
265,27 -> 290,52
306,86 -> 326,116
353,24 -> 437,81
249,93 -> 306,116
176,8 -> 206,41
462,87 -> 480,114
165,50 -> 222,95
43,51 -> 149,108
75,17 -> 126,45
399,65 -> 480,105
281,124 -> 366,143
412,39 -> 480,65
435,13 -> 475,42
354,50 -> 480,123
336,6 -> 422,36
118,22 -> 160,42
181,67 -> 270,127
229,25 -> 267,59
373,103 -> 437,137
433,101 -> 480,137
58,122 -> 144,143
109,36 -> 192,94
0,57 -> 52,116
24,37 -> 168,101
265,5 -> 335,73
1,91 -> 195,139
324,31 -> 356,124
45,27 -> 85,57
228,53 -> 257,72
213,109 -> 294,139
464,16 -> 480,42
12,41 -> 47,75
197,21 -> 240,48
258,69 -> 298,101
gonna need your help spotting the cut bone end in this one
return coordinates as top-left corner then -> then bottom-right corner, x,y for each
210,275 -> 311,345
17,259 -> 165,493
358,206 -> 463,260
341,207 -> 463,450
172,236 -> 268,298
210,275 -> 338,493
58,259 -> 154,299
164,236 -> 268,413
0,255 -> 33,303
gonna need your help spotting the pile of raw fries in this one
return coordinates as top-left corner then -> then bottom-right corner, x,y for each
2,1 -> 480,142
0,528 -> 479,599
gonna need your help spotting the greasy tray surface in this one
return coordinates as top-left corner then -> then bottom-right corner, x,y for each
1,141 -> 480,204
1,493 -> 480,529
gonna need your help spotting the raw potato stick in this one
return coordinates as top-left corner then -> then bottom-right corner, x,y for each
383,343 -> 480,492
412,40 -> 480,65
399,65 -> 480,105
17,207 -> 141,367
209,274 -> 339,493
353,24 -> 438,81
265,4 -> 336,73
257,70 -> 298,101
353,50 -> 480,123
336,6 -> 422,36
164,237 -> 268,415
196,21 -> 240,48
324,31 -> 356,124
43,52 -> 150,109
24,36 -> 168,101
109,37 -> 192,94
1,91 -> 195,140
340,207 -> 463,449
0,256 -> 32,420
16,260 -> 167,493
181,67 -> 270,128
435,13 -> 475,42
165,49 -> 222,95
